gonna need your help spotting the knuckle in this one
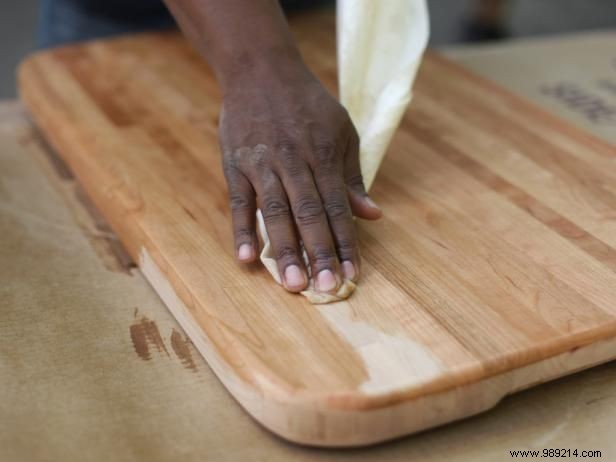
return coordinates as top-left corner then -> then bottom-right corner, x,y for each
294,195 -> 324,225
229,193 -> 252,212
234,227 -> 253,242
335,238 -> 356,258
250,144 -> 270,167
275,137 -> 304,175
262,198 -> 290,221
346,172 -> 365,189
324,197 -> 349,220
225,145 -> 268,180
275,137 -> 299,154
310,246 -> 337,265
274,244 -> 298,261
313,141 -> 338,169
242,144 -> 270,172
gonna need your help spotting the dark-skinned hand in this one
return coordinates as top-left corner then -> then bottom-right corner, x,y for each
220,60 -> 381,294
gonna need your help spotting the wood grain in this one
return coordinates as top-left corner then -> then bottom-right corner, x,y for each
18,13 -> 616,446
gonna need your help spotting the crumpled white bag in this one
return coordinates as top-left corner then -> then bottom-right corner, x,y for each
258,0 -> 430,304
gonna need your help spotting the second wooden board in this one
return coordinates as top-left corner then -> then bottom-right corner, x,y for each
19,13 -> 616,447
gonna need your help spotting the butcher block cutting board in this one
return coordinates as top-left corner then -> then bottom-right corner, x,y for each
18,13 -> 616,447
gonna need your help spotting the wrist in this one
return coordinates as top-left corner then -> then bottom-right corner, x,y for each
215,45 -> 310,94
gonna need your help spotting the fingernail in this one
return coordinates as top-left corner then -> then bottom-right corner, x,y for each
238,243 -> 254,261
341,261 -> 356,281
284,265 -> 306,290
365,196 -> 381,210
317,269 -> 338,292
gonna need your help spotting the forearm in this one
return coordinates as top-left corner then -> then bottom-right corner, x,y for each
163,0 -> 305,92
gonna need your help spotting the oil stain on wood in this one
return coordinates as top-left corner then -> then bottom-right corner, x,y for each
19,126 -> 137,276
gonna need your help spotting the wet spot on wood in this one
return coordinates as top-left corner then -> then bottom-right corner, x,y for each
170,328 -> 198,372
25,128 -> 136,276
74,186 -> 137,275
23,128 -> 75,180
129,315 -> 169,361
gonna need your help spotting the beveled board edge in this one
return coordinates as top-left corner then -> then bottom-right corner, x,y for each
139,247 -> 616,446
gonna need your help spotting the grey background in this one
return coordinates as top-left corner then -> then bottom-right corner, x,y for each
1,0 -> 615,98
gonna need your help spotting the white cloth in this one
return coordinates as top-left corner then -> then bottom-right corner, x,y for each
258,0 -> 430,303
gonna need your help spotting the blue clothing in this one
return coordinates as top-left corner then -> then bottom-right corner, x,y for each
38,0 -> 333,48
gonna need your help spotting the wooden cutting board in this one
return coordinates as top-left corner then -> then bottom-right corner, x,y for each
18,13 -> 616,447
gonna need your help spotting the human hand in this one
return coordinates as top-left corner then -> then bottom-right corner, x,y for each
220,58 -> 382,294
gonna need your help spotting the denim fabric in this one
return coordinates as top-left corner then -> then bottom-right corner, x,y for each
38,0 -> 334,48
38,0 -> 173,48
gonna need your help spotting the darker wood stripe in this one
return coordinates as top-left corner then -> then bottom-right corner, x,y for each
408,124 -> 616,273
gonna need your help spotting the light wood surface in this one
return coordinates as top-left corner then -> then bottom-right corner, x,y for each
17,14 -> 616,446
